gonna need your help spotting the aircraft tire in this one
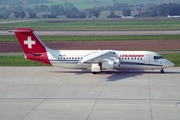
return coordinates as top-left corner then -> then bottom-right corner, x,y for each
92,72 -> 98,74
160,69 -> 164,73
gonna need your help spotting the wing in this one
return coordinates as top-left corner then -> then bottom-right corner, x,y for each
80,50 -> 118,63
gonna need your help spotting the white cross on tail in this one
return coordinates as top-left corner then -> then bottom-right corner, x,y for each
24,36 -> 36,49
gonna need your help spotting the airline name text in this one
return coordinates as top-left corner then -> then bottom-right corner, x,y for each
120,54 -> 144,57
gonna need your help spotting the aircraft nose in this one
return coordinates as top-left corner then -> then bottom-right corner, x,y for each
167,60 -> 175,67
170,61 -> 175,67
163,59 -> 175,67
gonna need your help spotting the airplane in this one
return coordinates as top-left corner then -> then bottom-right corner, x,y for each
167,15 -> 180,19
9,28 -> 174,74
121,15 -> 134,19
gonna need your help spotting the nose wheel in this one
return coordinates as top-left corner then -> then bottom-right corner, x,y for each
160,69 -> 164,73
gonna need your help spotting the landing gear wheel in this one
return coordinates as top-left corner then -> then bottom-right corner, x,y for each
160,69 -> 164,73
92,72 -> 97,74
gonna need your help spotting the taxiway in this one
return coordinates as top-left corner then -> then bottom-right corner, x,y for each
0,67 -> 180,120
1,30 -> 180,36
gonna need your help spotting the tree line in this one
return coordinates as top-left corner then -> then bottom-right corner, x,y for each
0,0 -> 48,5
1,2 -> 180,19
107,3 -> 180,18
142,3 -> 180,17
0,2 -> 101,19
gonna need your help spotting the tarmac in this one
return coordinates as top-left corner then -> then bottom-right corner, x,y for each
2,30 -> 180,36
0,67 -> 180,120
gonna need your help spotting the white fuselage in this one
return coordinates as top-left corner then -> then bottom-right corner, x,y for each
11,28 -> 174,73
46,49 -> 174,70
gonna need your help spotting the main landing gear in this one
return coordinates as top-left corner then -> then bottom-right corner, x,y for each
160,69 -> 164,73
92,72 -> 98,74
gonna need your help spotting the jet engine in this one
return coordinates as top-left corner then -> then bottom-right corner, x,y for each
101,58 -> 120,69
91,57 -> 120,74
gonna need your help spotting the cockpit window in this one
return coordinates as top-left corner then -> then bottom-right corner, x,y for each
154,56 -> 164,60
159,56 -> 164,59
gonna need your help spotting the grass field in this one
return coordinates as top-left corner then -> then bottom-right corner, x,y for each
0,55 -> 48,66
1,35 -> 180,42
30,0 -> 177,9
0,0 -> 174,8
1,19 -> 180,31
0,54 -> 179,66
161,53 -> 180,67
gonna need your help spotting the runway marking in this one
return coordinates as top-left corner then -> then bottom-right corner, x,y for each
148,74 -> 153,120
86,80 -> 107,120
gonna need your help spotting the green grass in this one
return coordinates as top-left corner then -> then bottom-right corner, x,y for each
28,0 -> 174,8
0,55 -> 47,66
162,54 -> 180,67
1,19 -> 180,31
0,0 -> 167,9
1,35 -> 180,42
0,54 -> 179,66
0,0 -> 172,8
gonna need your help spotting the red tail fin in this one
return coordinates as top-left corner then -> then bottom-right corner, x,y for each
10,28 -> 47,53
10,28 -> 51,65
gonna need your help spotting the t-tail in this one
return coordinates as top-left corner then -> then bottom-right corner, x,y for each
9,28 -> 51,65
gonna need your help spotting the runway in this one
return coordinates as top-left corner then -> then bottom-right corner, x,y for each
0,67 -> 180,120
2,30 -> 180,36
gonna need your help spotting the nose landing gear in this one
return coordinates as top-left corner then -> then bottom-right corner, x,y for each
160,69 -> 164,73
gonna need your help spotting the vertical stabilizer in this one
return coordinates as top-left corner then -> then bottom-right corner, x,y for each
9,28 -> 51,65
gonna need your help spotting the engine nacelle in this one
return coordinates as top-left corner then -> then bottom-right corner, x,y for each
91,63 -> 100,73
102,61 -> 114,69
101,58 -> 120,69
91,58 -> 120,73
